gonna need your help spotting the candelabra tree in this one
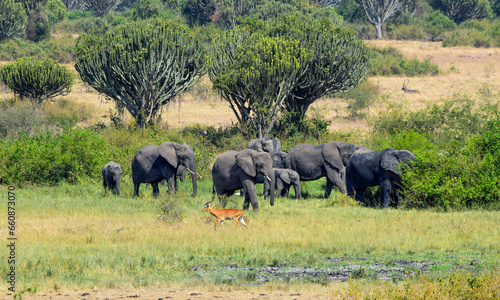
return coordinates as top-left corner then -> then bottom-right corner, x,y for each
74,19 -> 207,128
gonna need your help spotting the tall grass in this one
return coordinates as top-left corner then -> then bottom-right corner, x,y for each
3,182 -> 499,292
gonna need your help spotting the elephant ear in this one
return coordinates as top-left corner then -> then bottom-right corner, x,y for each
236,149 -> 257,177
281,171 -> 291,185
323,142 -> 345,170
158,142 -> 178,168
380,149 -> 401,175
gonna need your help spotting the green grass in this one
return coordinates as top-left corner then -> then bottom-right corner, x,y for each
1,180 -> 500,293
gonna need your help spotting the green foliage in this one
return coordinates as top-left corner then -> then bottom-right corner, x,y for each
66,9 -> 94,20
0,100 -> 48,138
79,0 -> 122,17
179,0 -> 217,26
369,46 -> 441,76
370,94 -> 500,210
429,0 -> 492,24
74,19 -> 207,128
0,56 -> 74,104
335,80 -> 379,118
0,128 -> 107,184
0,0 -> 27,42
0,37 -> 76,63
441,20 -> 500,47
211,31 -> 310,137
424,10 -> 457,40
386,24 -> 427,41
131,0 -> 162,20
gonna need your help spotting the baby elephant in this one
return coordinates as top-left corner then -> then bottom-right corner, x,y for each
274,168 -> 302,199
102,161 -> 122,196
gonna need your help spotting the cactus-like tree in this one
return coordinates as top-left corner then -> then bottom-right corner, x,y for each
355,0 -> 404,39
429,0 -> 492,24
0,0 -> 27,41
210,31 -> 309,137
74,19 -> 207,128
0,57 -> 73,105
210,14 -> 370,133
79,0 -> 122,17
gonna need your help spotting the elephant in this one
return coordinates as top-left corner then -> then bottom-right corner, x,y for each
345,148 -> 416,208
285,141 -> 360,197
247,137 -> 281,153
102,161 -> 122,196
212,149 -> 276,211
273,168 -> 302,199
241,151 -> 288,199
131,142 -> 198,197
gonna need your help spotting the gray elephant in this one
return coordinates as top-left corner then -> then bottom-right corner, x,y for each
346,148 -> 415,208
247,137 -> 281,153
285,141 -> 359,197
132,142 -> 198,197
102,161 -> 122,196
274,168 -> 302,199
212,149 -> 276,211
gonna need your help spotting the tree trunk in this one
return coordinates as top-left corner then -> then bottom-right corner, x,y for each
375,22 -> 383,39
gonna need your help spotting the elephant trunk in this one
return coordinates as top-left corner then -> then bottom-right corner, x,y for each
114,174 -> 121,196
268,169 -> 275,206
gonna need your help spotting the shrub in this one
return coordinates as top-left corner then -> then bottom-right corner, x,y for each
0,101 -> 48,138
0,57 -> 74,105
424,11 -> 456,41
0,128 -> 107,184
369,94 -> 500,210
386,25 -> 427,41
335,80 -> 379,118
369,46 -> 441,76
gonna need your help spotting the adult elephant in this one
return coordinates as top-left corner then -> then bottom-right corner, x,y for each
247,137 -> 281,153
212,149 -> 275,211
285,141 -> 359,197
132,142 -> 198,197
102,161 -> 122,196
346,148 -> 415,208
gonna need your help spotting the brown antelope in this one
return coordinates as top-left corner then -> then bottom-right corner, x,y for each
202,201 -> 248,231
402,80 -> 420,93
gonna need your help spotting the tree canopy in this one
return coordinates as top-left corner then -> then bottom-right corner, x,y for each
74,19 -> 207,128
0,56 -> 73,104
429,0 -> 492,24
209,14 -> 370,136
0,0 -> 27,42
210,30 -> 309,137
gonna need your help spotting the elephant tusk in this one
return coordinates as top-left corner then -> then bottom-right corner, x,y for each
265,175 -> 271,182
187,168 -> 202,179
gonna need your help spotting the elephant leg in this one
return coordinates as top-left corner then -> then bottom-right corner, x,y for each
133,182 -> 140,197
380,179 -> 392,208
326,167 -> 347,196
276,180 -> 284,197
282,184 -> 290,198
354,187 -> 366,204
242,179 -> 258,212
325,179 -> 335,198
167,176 -> 176,194
152,182 -> 160,197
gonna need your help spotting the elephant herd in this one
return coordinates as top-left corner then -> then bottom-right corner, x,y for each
102,138 -> 416,210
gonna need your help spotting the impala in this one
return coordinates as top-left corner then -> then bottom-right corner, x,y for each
202,201 -> 248,230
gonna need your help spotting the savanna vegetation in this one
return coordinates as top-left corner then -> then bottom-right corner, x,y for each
1,0 -> 500,298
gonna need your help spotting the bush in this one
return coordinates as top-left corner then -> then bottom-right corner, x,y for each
369,46 -> 441,76
0,56 -> 74,104
424,11 -> 456,41
335,80 -> 379,118
369,94 -> 500,210
0,101 -> 49,138
0,128 -> 107,184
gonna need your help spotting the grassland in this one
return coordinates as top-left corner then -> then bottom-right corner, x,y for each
1,179 -> 500,298
1,41 -> 500,298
